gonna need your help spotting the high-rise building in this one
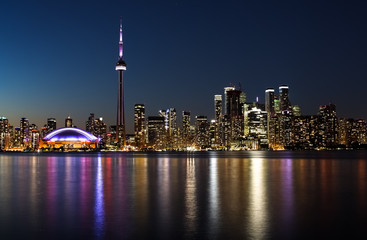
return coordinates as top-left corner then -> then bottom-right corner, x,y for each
86,113 -> 95,134
224,86 -> 235,115
147,116 -> 165,150
115,19 -> 127,147
47,118 -> 56,133
134,104 -> 146,148
214,95 -> 222,123
0,117 -> 9,150
20,118 -> 30,147
265,88 -> 275,116
65,116 -> 73,127
158,108 -> 178,149
14,127 -> 21,148
246,106 -> 268,147
279,85 -> 291,111
195,116 -> 210,149
318,104 -> 338,147
214,95 -> 223,145
182,111 -> 191,148
226,89 -> 242,117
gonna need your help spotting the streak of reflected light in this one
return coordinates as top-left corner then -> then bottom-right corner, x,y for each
248,157 -> 268,239
94,155 -> 105,239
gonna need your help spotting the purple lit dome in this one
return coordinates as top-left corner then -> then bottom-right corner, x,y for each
43,127 -> 98,142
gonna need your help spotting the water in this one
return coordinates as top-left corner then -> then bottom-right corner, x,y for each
0,151 -> 367,239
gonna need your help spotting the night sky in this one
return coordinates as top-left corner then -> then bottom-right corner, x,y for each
1,0 -> 366,133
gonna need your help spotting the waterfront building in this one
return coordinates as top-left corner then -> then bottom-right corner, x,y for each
224,86 -> 235,115
279,85 -> 291,112
265,88 -> 275,116
13,127 -> 21,148
20,118 -> 30,147
40,127 -> 99,150
134,104 -> 146,149
147,116 -> 165,150
182,111 -> 191,148
246,106 -> 268,147
86,113 -> 95,135
0,117 -> 9,150
318,104 -> 338,147
47,118 -> 57,133
94,117 -> 107,145
31,130 -> 40,149
195,116 -> 210,149
214,95 -> 223,145
115,20 -> 127,147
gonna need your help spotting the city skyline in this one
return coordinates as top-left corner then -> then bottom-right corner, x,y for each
1,0 -> 367,132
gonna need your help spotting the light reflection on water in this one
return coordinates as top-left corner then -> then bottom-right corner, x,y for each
248,157 -> 268,239
0,151 -> 367,239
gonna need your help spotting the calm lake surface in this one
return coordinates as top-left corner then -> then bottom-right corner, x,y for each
0,151 -> 367,239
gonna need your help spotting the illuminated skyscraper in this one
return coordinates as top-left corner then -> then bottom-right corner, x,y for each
20,118 -> 29,147
115,19 -> 127,146
147,116 -> 165,149
47,118 -> 56,133
214,95 -> 222,145
265,88 -> 275,116
134,104 -> 146,148
195,116 -> 210,148
182,111 -> 191,147
0,117 -> 9,150
224,86 -> 235,115
86,113 -> 95,134
279,85 -> 291,111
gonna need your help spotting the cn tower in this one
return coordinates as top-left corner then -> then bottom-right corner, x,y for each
115,20 -> 127,147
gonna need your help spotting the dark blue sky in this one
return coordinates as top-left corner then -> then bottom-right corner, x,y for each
1,0 -> 366,133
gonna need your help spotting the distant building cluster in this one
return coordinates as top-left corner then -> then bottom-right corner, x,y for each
0,84 -> 366,151
130,85 -> 366,151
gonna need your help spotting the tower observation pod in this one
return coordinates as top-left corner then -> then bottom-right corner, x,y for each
115,19 -> 127,147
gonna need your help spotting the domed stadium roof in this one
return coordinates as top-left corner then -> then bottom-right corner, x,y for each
43,127 -> 98,142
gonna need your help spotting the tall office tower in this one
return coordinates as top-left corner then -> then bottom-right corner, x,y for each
246,106 -> 268,147
115,20 -> 127,147
214,95 -> 222,122
134,104 -> 146,148
226,89 -> 242,116
8,125 -> 14,148
20,118 -> 29,147
226,89 -> 244,141
30,130 -> 40,149
14,127 -> 21,148
182,111 -> 191,147
94,117 -> 107,144
195,116 -> 210,149
265,88 -> 275,116
0,117 -> 9,150
47,118 -> 57,133
279,85 -> 291,112
224,86 -> 235,115
166,108 -> 177,137
318,104 -> 338,147
147,116 -> 165,150
65,116 -> 73,127
166,108 -> 178,149
214,95 -> 223,146
86,113 -> 95,134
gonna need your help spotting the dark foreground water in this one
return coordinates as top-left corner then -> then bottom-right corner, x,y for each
0,151 -> 367,239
